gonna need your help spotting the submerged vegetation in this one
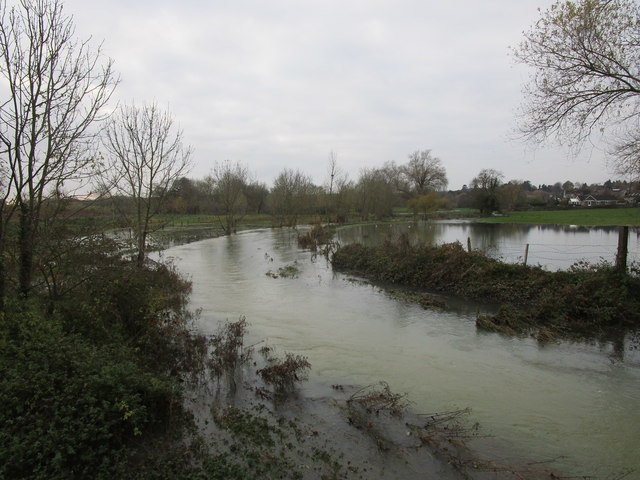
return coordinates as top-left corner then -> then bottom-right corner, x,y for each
331,238 -> 640,343
297,224 -> 337,252
257,351 -> 311,395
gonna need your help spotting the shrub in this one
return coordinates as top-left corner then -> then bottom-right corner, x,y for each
257,352 -> 311,393
332,240 -> 640,341
0,309 -> 181,480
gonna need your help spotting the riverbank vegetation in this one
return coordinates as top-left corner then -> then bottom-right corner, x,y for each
331,239 -> 640,345
1,1 -> 637,477
0,249 -> 209,479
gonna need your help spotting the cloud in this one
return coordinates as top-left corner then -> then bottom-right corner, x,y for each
63,0 -> 613,188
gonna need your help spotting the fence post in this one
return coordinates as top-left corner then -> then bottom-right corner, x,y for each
467,237 -> 472,253
524,244 -> 529,267
615,226 -> 629,273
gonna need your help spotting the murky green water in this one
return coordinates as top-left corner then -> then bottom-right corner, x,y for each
165,226 -> 640,477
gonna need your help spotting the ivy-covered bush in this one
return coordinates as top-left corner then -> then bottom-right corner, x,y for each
0,306 -> 182,479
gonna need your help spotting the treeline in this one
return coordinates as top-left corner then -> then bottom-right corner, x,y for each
152,162 -> 639,227
138,149 -> 449,228
452,173 -> 638,213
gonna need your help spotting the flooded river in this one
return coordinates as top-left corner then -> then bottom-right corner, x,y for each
165,225 -> 640,478
336,221 -> 640,270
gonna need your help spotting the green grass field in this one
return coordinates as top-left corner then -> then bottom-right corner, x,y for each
83,207 -> 639,234
477,207 -> 640,226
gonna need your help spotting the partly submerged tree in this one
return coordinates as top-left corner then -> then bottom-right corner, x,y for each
514,0 -> 640,177
101,103 -> 191,266
0,0 -> 118,301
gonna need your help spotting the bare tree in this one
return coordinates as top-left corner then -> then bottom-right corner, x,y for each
402,150 -> 448,195
327,150 -> 339,196
0,0 -> 118,300
101,103 -> 191,266
611,130 -> 640,179
355,168 -> 394,220
324,150 -> 350,221
208,160 -> 249,235
513,0 -> 640,174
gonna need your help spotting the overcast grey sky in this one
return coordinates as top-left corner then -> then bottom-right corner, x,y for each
64,0 -> 617,189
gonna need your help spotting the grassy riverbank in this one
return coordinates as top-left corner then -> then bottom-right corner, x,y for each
476,207 -> 640,226
331,238 -> 640,343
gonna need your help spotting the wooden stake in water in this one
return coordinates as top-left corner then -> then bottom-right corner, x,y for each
616,226 -> 629,273
524,244 -> 530,266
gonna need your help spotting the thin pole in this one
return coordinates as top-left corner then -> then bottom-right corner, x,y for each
616,226 -> 629,273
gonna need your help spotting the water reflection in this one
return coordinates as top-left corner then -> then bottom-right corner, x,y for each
166,228 -> 640,478
335,221 -> 640,270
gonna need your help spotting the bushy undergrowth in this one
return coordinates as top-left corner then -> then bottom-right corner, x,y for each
0,256 -> 208,479
0,307 -> 185,479
332,240 -> 640,340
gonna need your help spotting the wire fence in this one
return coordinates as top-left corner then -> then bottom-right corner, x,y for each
335,223 -> 640,271
474,240 -> 640,270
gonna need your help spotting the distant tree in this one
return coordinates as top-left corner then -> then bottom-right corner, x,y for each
244,181 -> 269,214
0,0 -> 118,301
401,150 -> 448,195
379,161 -> 407,197
166,177 -> 203,214
551,182 -> 563,195
269,169 -> 314,227
407,191 -> 447,219
514,0 -> 640,178
101,103 -> 192,266
355,168 -> 394,220
208,161 -> 249,235
471,169 -> 504,214
499,181 -> 528,211
327,150 -> 339,197
562,180 -> 575,192
323,150 -> 351,221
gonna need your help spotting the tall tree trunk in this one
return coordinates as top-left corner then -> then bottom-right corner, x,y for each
18,208 -> 35,298
615,226 -> 629,273
136,230 -> 147,267
0,219 -> 5,313
0,256 -> 5,313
